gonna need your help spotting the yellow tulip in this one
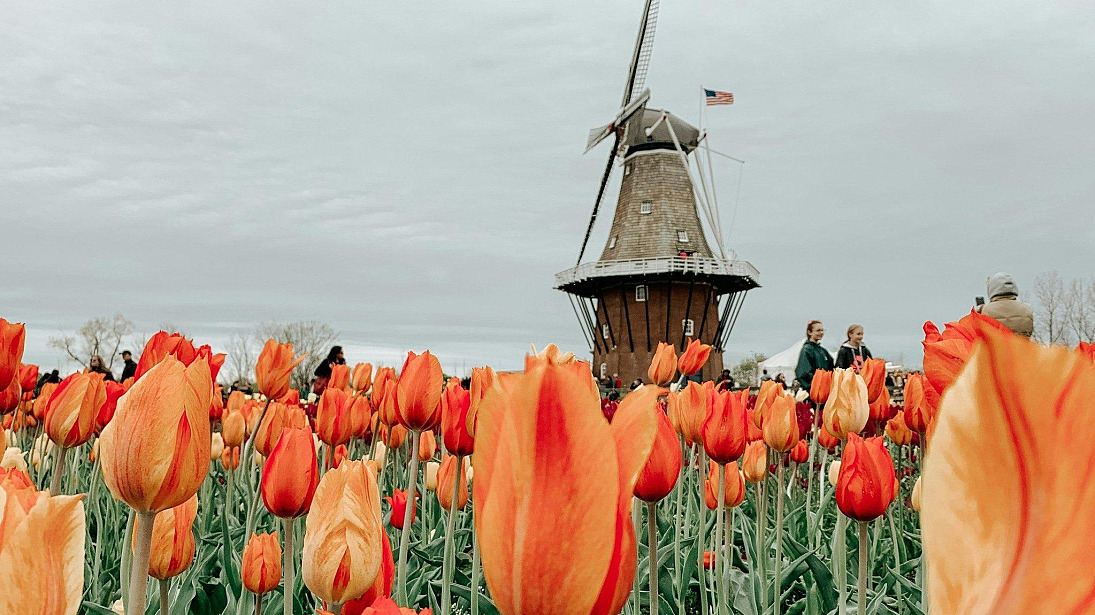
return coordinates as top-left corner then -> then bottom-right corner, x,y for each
823,368 -> 869,440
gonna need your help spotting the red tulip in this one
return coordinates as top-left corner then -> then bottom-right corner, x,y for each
789,439 -> 809,463
634,403 -> 682,502
441,378 -> 474,457
860,358 -> 887,403
0,319 -> 26,391
316,388 -> 353,447
0,378 -> 19,414
902,373 -> 931,433
704,460 -> 746,509
261,426 -> 319,518
386,489 -> 416,529
835,433 -> 897,522
702,388 -> 748,464
810,369 -> 832,405
921,310 -> 1010,412
343,532 -> 395,613
396,351 -> 443,431
16,364 -> 38,393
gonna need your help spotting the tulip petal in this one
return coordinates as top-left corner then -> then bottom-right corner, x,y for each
0,494 -> 84,614
923,327 -> 1095,614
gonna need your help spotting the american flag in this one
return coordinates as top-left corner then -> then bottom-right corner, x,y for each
704,88 -> 734,106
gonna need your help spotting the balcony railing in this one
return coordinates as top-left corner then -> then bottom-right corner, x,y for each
555,256 -> 760,287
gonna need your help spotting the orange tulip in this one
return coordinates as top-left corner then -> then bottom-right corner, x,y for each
0,378 -> 19,414
472,360 -> 659,615
141,494 -> 198,580
789,439 -> 809,463
702,388 -> 748,463
823,368 -> 869,440
868,385 -> 891,421
436,455 -> 468,511
385,489 -> 416,529
817,426 -> 840,450
254,401 -> 289,457
133,331 -> 197,381
634,404 -> 682,502
226,390 -> 245,417
860,358 -> 887,403
677,338 -> 712,376
222,446 -> 240,471
921,311 -> 1010,411
241,532 -> 281,595
255,339 -> 306,400
921,326 -> 1095,614
762,395 -> 799,452
703,551 -> 716,569
885,411 -> 913,445
352,363 -> 373,393
463,366 -> 495,440
1079,341 -> 1095,362
0,469 -> 84,613
16,364 -> 37,394
302,460 -> 384,605
331,444 -> 349,468
261,426 -> 319,518
753,380 -> 784,428
396,351 -> 443,431
383,423 -> 408,449
349,393 -> 372,439
441,378 -> 474,457
742,441 -> 767,483
647,342 -> 677,386
348,597 -> 431,615
835,433 -> 896,522
704,460 -> 746,509
673,382 -> 709,445
810,369 -> 833,405
209,385 -> 224,421
902,373 -> 931,433
418,429 -> 437,462
378,379 -> 401,427
371,368 -> 396,423
343,531 -> 396,613
32,382 -> 56,419
221,409 -> 246,449
96,381 -> 126,433
99,355 -> 212,513
316,388 -> 353,447
43,372 -> 105,448
0,319 -> 26,391
330,363 -> 351,391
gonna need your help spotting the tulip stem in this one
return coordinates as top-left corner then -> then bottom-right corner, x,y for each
697,449 -> 709,615
888,512 -> 903,614
715,464 -> 726,615
255,592 -> 262,615
49,445 -> 69,495
646,500 -> 659,615
672,440 -> 685,614
857,521 -> 869,615
441,455 -> 462,615
283,517 -> 295,615
129,510 -> 158,615
773,461 -> 785,615
835,513 -> 847,613
89,455 -> 105,601
396,429 -> 422,605
159,578 -> 170,614
753,483 -> 765,595
471,513 -> 481,615
120,509 -> 135,612
631,500 -> 641,614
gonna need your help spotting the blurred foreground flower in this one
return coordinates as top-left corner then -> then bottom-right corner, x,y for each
0,319 -> 26,391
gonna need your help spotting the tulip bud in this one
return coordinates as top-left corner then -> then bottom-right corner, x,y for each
789,439 -> 809,464
818,427 -> 840,451
222,409 -> 245,449
372,441 -> 388,466
762,395 -> 798,452
352,363 -> 373,393
704,460 -> 746,509
210,433 -> 225,461
902,373 -> 931,433
436,455 -> 468,511
396,351 -> 443,431
753,380 -> 784,428
254,402 -> 289,457
835,434 -> 897,521
329,364 -> 351,392
371,368 -> 396,423
911,477 -> 921,512
823,368 -> 869,440
441,378 -> 475,457
316,388 -> 353,447
424,461 -> 440,490
647,342 -> 678,386
702,388 -> 748,464
810,369 -> 833,405
885,411 -> 913,446
742,441 -> 768,483
386,489 -> 417,529
142,494 -> 198,579
860,358 -> 887,404
0,319 -> 27,391
828,461 -> 841,486
418,430 -> 437,462
44,372 -> 104,448
674,383 -> 709,445
222,447 -> 240,470
2,446 -> 27,472
348,393 -> 372,440
677,338 -> 712,376
635,405 -> 682,502
241,532 -> 282,595
255,340 -> 306,400
261,427 -> 319,519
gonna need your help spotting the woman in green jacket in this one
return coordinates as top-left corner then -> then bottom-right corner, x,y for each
795,319 -> 834,392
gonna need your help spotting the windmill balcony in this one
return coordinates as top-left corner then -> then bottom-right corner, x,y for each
555,255 -> 760,297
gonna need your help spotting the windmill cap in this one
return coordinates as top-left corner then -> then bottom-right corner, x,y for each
986,273 -> 1019,299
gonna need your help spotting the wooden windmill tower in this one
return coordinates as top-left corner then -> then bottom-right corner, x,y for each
555,0 -> 760,384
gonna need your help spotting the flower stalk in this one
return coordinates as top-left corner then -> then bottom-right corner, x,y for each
128,510 -> 157,615
440,454 -> 463,614
283,517 -> 295,615
395,428 -> 422,604
648,500 -> 659,615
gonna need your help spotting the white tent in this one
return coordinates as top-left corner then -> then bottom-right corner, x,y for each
758,339 -> 835,387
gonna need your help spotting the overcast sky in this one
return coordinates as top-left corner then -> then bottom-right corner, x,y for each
2,0 -> 1093,376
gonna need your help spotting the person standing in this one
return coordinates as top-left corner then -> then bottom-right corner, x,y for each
835,324 -> 873,372
312,345 -> 345,395
119,350 -> 137,382
795,319 -> 833,392
88,355 -> 116,381
976,273 -> 1034,337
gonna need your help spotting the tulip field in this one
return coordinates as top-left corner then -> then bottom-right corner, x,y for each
1,313 -> 1093,615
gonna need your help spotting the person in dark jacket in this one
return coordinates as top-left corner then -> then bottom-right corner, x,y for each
88,355 -> 116,381
835,324 -> 873,372
119,350 -> 137,382
312,346 -> 345,395
795,320 -> 833,392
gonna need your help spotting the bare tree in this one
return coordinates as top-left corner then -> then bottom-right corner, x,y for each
1032,272 -> 1073,345
48,314 -> 135,370
254,320 -> 339,392
730,352 -> 767,387
224,332 -> 257,387
1064,278 -> 1095,344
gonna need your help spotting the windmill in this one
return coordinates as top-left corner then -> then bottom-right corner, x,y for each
556,0 -> 760,385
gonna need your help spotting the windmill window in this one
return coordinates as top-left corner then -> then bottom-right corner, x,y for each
640,202 -> 652,215
682,319 -> 695,337
635,285 -> 648,302
600,363 -> 608,379
677,230 -> 689,243
609,235 -> 618,249
602,324 -> 610,340
624,164 -> 632,176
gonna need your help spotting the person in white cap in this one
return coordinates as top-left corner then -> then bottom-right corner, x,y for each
976,273 -> 1034,337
